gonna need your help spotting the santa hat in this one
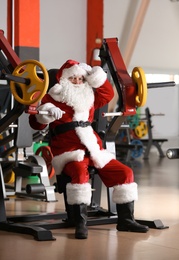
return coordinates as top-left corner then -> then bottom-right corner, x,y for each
56,59 -> 91,81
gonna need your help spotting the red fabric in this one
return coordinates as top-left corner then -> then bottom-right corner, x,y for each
63,157 -> 133,186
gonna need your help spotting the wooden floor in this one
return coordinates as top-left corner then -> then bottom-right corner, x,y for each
0,141 -> 179,260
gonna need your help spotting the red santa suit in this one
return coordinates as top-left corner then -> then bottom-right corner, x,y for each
29,60 -> 138,206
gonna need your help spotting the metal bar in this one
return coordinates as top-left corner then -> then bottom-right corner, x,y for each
2,72 -> 30,85
102,112 -> 123,117
147,81 -> 175,88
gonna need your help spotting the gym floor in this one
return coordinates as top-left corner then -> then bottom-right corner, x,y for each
0,139 -> 179,260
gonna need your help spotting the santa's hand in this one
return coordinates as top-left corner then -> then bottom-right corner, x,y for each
86,66 -> 107,88
35,103 -> 65,124
79,63 -> 92,74
48,107 -> 65,120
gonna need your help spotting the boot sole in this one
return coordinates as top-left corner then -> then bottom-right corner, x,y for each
75,234 -> 88,239
117,225 -> 149,233
117,227 -> 149,233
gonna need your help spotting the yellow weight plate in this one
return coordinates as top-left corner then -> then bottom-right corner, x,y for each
10,59 -> 49,105
134,121 -> 148,138
132,67 -> 147,107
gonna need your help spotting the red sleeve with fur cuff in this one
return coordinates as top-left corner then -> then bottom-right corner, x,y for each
94,79 -> 114,109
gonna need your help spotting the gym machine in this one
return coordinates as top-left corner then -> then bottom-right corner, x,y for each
99,38 -> 174,161
91,38 -> 170,228
0,31 -> 168,241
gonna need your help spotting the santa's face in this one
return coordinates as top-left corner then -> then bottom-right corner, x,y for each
68,75 -> 85,85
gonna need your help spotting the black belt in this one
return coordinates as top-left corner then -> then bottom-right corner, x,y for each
51,121 -> 91,136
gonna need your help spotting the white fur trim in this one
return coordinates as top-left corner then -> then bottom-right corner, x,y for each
75,126 -> 115,168
62,64 -> 87,78
86,66 -> 107,88
92,149 -> 115,168
48,83 -> 62,95
52,150 -> 85,175
112,182 -> 138,204
66,183 -> 92,205
35,103 -> 57,124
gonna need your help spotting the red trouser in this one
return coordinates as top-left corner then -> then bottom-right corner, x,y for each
63,156 -> 134,187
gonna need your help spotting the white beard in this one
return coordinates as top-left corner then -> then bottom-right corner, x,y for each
59,78 -> 94,113
49,78 -> 95,121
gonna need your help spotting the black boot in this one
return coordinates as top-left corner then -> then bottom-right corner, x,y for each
55,175 -> 75,226
55,174 -> 71,194
73,204 -> 88,239
116,201 -> 149,233
63,191 -> 75,227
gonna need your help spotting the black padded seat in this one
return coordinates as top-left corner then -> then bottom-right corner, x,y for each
13,161 -> 42,177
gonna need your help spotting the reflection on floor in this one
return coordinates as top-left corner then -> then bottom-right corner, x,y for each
0,145 -> 179,260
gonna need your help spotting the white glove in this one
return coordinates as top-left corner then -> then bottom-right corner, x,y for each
79,63 -> 92,74
86,66 -> 107,88
48,107 -> 65,120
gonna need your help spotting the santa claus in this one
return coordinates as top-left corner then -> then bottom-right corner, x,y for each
29,59 -> 149,239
